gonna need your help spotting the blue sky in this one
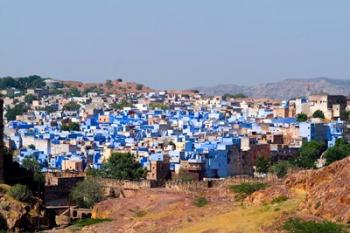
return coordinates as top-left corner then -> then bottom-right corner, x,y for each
0,0 -> 349,89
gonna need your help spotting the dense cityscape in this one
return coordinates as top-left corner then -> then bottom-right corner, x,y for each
1,1 -> 350,232
0,76 -> 349,232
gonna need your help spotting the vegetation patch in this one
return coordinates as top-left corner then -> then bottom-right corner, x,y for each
193,197 -> 209,207
271,195 -> 288,204
129,207 -> 147,217
70,179 -> 103,208
72,218 -> 111,228
7,184 -> 32,202
283,218 -> 348,233
229,182 -> 268,199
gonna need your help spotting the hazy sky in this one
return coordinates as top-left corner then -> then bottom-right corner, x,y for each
1,1 -> 349,89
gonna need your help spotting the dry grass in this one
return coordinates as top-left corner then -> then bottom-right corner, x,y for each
175,191 -> 306,233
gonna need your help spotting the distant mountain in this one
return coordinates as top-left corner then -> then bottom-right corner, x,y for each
195,78 -> 350,99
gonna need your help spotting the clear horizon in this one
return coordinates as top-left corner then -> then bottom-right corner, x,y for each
1,1 -> 349,89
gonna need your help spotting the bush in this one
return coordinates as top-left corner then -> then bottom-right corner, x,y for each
255,156 -> 270,174
178,168 -> 195,182
70,179 -> 103,208
283,218 -> 347,233
271,195 -> 288,204
7,184 -> 32,202
229,182 -> 268,199
270,161 -> 294,178
72,218 -> 111,228
193,197 -> 209,207
129,207 -> 147,217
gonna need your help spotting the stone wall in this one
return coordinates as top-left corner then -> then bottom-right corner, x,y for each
165,180 -> 208,193
165,175 -> 278,194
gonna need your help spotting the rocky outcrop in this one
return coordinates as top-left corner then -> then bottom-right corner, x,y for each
245,185 -> 290,205
285,157 -> 350,223
0,184 -> 46,232
247,157 -> 350,223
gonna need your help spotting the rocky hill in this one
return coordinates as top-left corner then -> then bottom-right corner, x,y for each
195,77 -> 350,99
62,80 -> 153,95
247,156 -> 350,224
49,157 -> 350,233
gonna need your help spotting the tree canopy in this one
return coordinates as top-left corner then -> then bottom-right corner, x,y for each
0,75 -> 46,90
67,88 -> 82,97
324,138 -> 350,165
24,94 -> 38,104
312,110 -> 325,119
296,113 -> 308,122
5,103 -> 28,121
61,122 -> 80,131
270,161 -> 294,178
88,152 -> 146,180
112,99 -> 133,110
294,140 -> 326,168
255,156 -> 270,174
70,179 -> 103,208
63,101 -> 81,111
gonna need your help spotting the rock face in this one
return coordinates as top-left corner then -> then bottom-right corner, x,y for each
245,185 -> 290,205
247,157 -> 350,223
0,185 -> 46,232
285,157 -> 350,223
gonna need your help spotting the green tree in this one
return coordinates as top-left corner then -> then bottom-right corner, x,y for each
324,139 -> 350,165
68,88 -> 81,97
270,161 -> 294,178
5,103 -> 28,121
91,153 -> 146,180
255,156 -> 270,174
24,94 -> 37,104
149,103 -> 169,110
63,101 -> 80,111
294,141 -> 325,168
61,122 -> 80,131
22,156 -> 45,186
112,99 -> 132,110
296,113 -> 308,122
312,110 -> 325,119
70,179 -> 103,208
7,184 -> 32,202
0,75 -> 45,90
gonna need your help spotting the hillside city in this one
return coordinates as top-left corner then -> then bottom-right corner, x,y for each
0,76 -> 349,232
